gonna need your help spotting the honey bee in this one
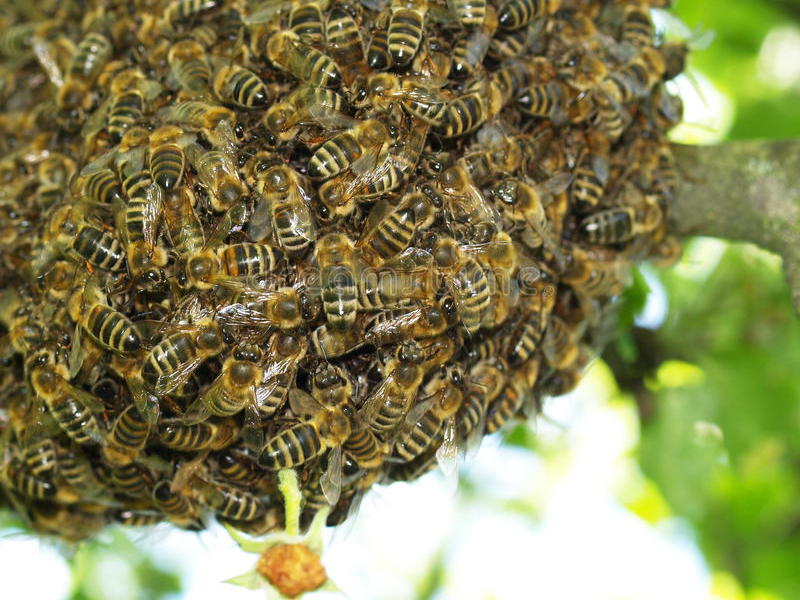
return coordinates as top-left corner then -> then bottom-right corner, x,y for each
619,2 -> 653,49
164,100 -> 240,146
497,0 -> 551,31
258,380 -> 353,504
311,322 -> 364,359
367,25 -> 391,70
288,0 -> 327,45
387,0 -> 430,67
508,276 -> 555,365
327,5 -> 369,88
365,302 -> 451,347
80,166 -> 125,206
411,34 -> 452,79
517,80 -> 568,120
393,365 -> 465,463
560,241 -> 630,298
58,30 -> 113,109
262,85 -> 347,142
67,280 -> 143,354
248,163 -> 316,253
152,480 -> 203,529
168,39 -> 211,94
315,233 -> 359,331
191,475 -> 267,521
0,22 -> 36,60
542,315 -> 580,370
2,454 -> 57,503
107,69 -> 161,143
266,31 -> 342,87
28,348 -> 107,446
35,153 -> 76,210
43,203 -> 127,272
450,0 -> 487,28
103,405 -> 151,467
459,357 -> 506,446
358,72 -> 447,126
163,0 -> 222,29
436,77 -> 504,137
357,190 -> 437,268
256,331 -> 308,418
485,357 -> 538,433
185,143 -> 247,212
579,200 -> 661,244
54,442 -> 105,497
216,286 -> 310,332
6,392 -> 57,479
601,47 -> 665,104
451,6 -> 498,78
212,64 -> 270,108
319,119 -> 428,216
572,154 -> 609,208
217,449 -> 261,484
162,184 -> 206,257
308,118 -> 392,181
158,417 -> 239,452
149,124 -> 194,191
359,340 -> 429,432
141,320 -> 225,397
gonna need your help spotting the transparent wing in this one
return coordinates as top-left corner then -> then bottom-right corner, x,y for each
320,446 -> 343,506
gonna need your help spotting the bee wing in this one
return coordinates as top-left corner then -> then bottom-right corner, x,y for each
307,105 -> 358,131
241,399 -> 264,452
183,395 -> 213,425
367,307 -> 424,339
215,301 -> 278,329
170,452 -> 209,493
204,200 -> 249,250
381,246 -> 434,274
357,198 -> 395,247
126,374 -> 160,424
246,193 -> 273,243
435,416 -> 459,485
320,445 -> 343,506
69,322 -> 86,380
288,388 -> 322,418
244,0 -> 289,24
151,357 -> 205,397
357,375 -> 394,427
141,183 -> 163,250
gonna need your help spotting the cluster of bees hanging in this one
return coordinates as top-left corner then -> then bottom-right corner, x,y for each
0,0 -> 684,542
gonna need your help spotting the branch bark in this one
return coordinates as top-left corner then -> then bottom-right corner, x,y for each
670,140 -> 800,311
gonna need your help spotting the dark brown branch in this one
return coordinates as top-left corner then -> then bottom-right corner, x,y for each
670,140 -> 800,310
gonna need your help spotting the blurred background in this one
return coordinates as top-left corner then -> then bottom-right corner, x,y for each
4,1 -> 800,598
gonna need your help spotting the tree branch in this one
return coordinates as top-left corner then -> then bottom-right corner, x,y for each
670,140 -> 800,311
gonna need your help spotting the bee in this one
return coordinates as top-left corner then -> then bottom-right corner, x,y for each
412,35 -> 452,79
619,3 -> 654,49
58,31 -> 113,109
308,118 -> 392,181
152,480 -> 203,529
0,22 -> 36,59
459,358 -> 506,446
141,321 -> 225,397
262,85 -> 347,142
6,392 -> 57,479
288,0 -> 327,45
248,164 -> 316,253
359,340 -> 429,432
54,443 -> 105,497
497,0 -> 549,30
451,5 -> 497,78
44,204 -> 127,272
572,154 -> 609,208
164,101 -> 240,145
580,196 -> 662,244
437,163 -> 499,228
184,344 -> 264,448
257,382 -> 353,504
450,0 -> 487,28
67,280 -> 143,355
168,39 -> 211,94
161,184 -> 206,257
163,0 -> 222,29
149,124 -> 194,191
485,357 -> 538,433
80,166 -> 125,205
256,331 -> 308,418
393,365 -> 465,463
560,242 -> 629,298
315,233 -> 359,331
191,476 -> 266,521
326,5 -> 368,87
28,348 -> 107,446
357,191 -> 437,268
365,302 -> 451,347
2,456 -> 57,501
517,80 -> 567,120
103,405 -> 152,467
216,286 -> 310,332
311,322 -> 364,359
542,315 -> 580,370
217,449 -> 261,484
107,69 -> 161,143
601,47 -> 665,104
319,119 -> 428,216
186,143 -> 247,212
158,417 -> 239,452
488,175 -> 570,260
35,153 -> 76,210
387,0 -> 429,67
367,26 -> 391,70
109,464 -> 151,497
508,276 -> 555,365
212,64 -> 270,108
359,73 -> 447,126
266,31 -> 342,87
113,510 -> 163,527
437,78 -> 504,137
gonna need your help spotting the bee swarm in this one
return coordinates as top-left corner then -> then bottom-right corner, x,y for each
0,0 -> 682,540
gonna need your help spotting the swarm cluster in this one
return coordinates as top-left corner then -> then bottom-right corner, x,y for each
0,0 -> 682,541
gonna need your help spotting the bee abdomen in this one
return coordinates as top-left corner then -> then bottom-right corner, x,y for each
150,144 -> 185,190
258,423 -> 322,468
388,9 -> 423,66
86,305 -> 142,353
109,92 -> 143,142
71,226 -> 126,271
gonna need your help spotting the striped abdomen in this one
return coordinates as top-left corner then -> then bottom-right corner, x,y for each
388,7 -> 424,66
105,405 -> 150,465
497,0 -> 541,30
110,465 -> 148,497
308,133 -> 362,180
142,332 -> 196,394
394,413 -> 442,462
451,0 -> 486,27
5,460 -> 56,499
70,226 -> 126,271
367,29 -> 391,70
109,92 -> 143,142
150,144 -> 185,190
85,305 -> 142,353
343,426 -> 383,469
367,207 -> 416,263
573,161 -> 606,207
453,259 -> 490,334
485,380 -> 525,434
45,395 -> 104,446
258,422 -> 323,469
218,243 -> 280,277
289,2 -> 324,45
440,92 -> 487,137
85,169 -> 124,204
322,265 -> 358,330
201,482 -> 266,520
326,7 -> 364,65
581,207 -> 636,244
159,420 -> 215,451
